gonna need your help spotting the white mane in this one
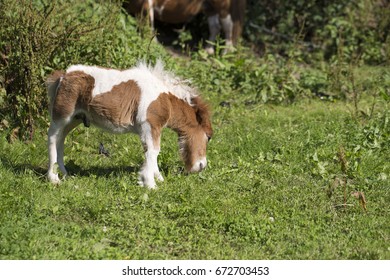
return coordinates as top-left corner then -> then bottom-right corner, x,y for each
136,60 -> 198,105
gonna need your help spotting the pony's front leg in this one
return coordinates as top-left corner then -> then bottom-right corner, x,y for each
56,119 -> 82,177
138,123 -> 163,189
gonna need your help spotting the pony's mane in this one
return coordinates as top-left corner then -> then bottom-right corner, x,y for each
136,60 -> 198,105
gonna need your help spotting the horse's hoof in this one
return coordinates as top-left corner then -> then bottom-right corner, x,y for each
205,46 -> 215,55
48,173 -> 61,184
138,177 -> 157,189
156,173 -> 164,182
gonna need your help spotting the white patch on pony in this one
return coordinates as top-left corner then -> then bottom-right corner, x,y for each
190,157 -> 207,173
66,61 -> 196,124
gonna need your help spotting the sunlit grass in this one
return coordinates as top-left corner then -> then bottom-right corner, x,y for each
1,96 -> 389,259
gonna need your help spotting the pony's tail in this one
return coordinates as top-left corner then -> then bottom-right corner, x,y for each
46,71 -> 64,118
230,0 -> 246,45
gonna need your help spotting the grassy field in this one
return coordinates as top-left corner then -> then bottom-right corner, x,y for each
0,0 -> 389,260
0,93 -> 389,259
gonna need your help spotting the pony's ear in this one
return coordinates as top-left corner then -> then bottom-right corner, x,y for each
192,96 -> 213,138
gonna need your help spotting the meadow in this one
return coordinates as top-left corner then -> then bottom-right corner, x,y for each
1,89 -> 389,259
0,0 -> 389,259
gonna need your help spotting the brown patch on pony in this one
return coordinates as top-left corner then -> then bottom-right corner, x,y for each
191,96 -> 213,139
50,71 -> 95,122
46,70 -> 65,113
146,92 -> 172,149
146,92 -> 213,169
89,80 -> 141,127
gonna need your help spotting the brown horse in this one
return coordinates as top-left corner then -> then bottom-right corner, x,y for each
123,0 -> 246,54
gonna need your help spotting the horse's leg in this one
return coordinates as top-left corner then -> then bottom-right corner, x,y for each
138,122 -> 162,189
147,0 -> 155,33
151,129 -> 164,182
56,118 -> 82,177
220,14 -> 234,54
47,121 -> 63,184
205,14 -> 221,55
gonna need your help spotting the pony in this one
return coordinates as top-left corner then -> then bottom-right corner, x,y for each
123,0 -> 246,54
46,61 -> 213,189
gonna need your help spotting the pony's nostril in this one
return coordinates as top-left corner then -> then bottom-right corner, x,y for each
199,162 -> 204,170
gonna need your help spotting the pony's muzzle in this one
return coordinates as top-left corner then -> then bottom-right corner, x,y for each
190,157 -> 207,173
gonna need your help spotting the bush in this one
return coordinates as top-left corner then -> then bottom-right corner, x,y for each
0,0 -> 115,139
0,0 -> 169,140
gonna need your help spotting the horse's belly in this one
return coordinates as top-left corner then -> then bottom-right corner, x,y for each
85,110 -> 138,134
155,1 -> 203,23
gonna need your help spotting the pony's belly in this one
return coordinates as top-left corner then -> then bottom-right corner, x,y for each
87,112 -> 138,134
94,120 -> 137,134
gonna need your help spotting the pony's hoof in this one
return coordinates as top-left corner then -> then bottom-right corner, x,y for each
156,173 -> 164,182
48,173 -> 61,184
138,177 -> 157,189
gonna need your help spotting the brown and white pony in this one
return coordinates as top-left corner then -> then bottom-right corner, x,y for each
46,61 -> 213,189
123,0 -> 246,54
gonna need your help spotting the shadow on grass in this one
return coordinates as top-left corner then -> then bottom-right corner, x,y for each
66,160 -> 138,178
0,156 -> 138,181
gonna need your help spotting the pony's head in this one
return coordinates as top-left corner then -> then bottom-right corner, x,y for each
180,96 -> 213,173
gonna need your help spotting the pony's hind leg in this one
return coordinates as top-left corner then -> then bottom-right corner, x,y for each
47,122 -> 62,184
56,118 -> 82,177
47,118 -> 81,183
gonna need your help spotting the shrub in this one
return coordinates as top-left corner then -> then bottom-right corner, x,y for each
0,0 -> 169,140
0,0 -> 124,140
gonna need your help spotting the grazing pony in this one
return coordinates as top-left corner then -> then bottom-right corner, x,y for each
46,61 -> 213,189
123,0 -> 246,54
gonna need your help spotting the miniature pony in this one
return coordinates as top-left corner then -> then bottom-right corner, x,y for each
46,61 -> 213,188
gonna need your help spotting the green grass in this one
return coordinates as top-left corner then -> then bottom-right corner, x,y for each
1,96 -> 389,259
0,0 -> 389,260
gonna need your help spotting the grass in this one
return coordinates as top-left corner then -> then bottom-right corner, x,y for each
1,95 -> 389,259
0,0 -> 389,260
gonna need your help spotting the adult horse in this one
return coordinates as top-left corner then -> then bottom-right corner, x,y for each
123,0 -> 246,54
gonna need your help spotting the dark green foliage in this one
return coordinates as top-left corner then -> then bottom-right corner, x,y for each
245,0 -> 390,64
0,0 -> 119,139
0,0 -> 166,140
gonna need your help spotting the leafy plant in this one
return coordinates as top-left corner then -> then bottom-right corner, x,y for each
0,0 -> 123,140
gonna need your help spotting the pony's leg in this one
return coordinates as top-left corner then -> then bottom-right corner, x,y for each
138,122 -> 162,189
220,14 -> 234,54
151,131 -> 164,182
205,14 -> 221,55
47,122 -> 62,184
56,118 -> 82,177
